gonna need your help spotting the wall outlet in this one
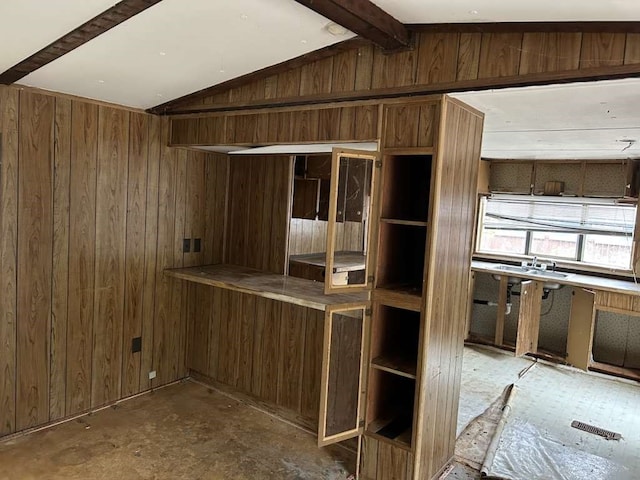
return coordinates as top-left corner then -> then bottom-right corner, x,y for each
148,370 -> 156,380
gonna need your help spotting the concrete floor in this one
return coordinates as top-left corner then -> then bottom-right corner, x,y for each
0,380 -> 354,480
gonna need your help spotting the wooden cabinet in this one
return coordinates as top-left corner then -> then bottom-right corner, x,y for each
489,159 -> 640,198
324,148 -> 377,294
358,97 -> 484,480
318,304 -> 368,446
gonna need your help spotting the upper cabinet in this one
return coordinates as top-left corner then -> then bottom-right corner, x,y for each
325,148 -> 378,294
489,159 -> 640,198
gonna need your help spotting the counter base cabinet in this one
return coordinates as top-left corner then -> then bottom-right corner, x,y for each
368,96 -> 484,480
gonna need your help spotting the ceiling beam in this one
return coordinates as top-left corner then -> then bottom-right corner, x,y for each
0,0 -> 163,85
148,37 -> 370,115
409,21 -> 640,34
293,0 -> 410,51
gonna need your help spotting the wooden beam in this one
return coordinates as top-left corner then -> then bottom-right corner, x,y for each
0,0 -> 163,85
293,0 -> 410,51
148,37 -> 370,115
164,62 -> 640,116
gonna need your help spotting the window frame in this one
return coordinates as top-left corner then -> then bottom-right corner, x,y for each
474,195 -> 638,273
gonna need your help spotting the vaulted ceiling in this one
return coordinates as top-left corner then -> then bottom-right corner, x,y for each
1,1 -> 640,159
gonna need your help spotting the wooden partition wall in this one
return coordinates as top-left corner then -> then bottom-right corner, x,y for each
0,86 -> 227,437
186,284 -> 325,429
225,156 -> 291,274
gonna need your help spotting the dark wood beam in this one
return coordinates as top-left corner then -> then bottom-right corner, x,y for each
165,63 -> 640,116
0,0 -> 163,85
148,37 -> 370,115
294,0 -> 410,51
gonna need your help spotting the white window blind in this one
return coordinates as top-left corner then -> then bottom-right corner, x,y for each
482,197 -> 636,236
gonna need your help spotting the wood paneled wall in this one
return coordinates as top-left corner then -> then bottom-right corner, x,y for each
0,86 -> 227,437
288,218 -> 364,256
175,31 -> 640,111
186,283 -> 325,427
170,104 -> 379,146
225,156 -> 291,274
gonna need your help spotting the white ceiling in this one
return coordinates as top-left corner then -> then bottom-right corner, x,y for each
373,0 -> 640,23
1,1 -> 640,159
452,79 -> 640,160
12,0 -> 354,109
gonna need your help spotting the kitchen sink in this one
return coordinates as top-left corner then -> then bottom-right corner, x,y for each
490,264 -> 567,290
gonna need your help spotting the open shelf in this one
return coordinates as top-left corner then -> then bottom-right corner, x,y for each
380,218 -> 428,227
380,154 -> 432,223
366,369 -> 416,449
376,222 -> 426,291
370,304 -> 420,380
372,355 -> 416,379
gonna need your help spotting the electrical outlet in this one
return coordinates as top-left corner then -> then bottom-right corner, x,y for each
131,336 -> 142,353
149,370 -> 156,380
193,238 -> 201,253
182,238 -> 191,253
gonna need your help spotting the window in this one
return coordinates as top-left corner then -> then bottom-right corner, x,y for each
476,195 -> 637,270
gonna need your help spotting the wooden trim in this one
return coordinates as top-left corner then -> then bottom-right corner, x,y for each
515,280 -> 543,357
494,276 -> 508,346
408,22 -> 640,34
164,62 -> 640,116
317,304 -> 368,447
0,0 -> 163,85
149,37 -> 371,114
324,148 -> 378,295
293,0 -> 410,51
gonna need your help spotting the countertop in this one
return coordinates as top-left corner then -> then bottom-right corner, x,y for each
164,263 -> 368,311
471,260 -> 640,296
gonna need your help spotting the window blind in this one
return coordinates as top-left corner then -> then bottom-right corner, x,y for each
482,197 -> 636,236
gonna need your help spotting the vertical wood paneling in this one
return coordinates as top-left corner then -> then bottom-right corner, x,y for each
0,87 -> 19,435
276,69 -> 301,98
188,283 -> 212,374
171,148 -> 188,380
238,295 -> 256,392
152,119 -> 177,388
225,156 -> 290,274
580,33 -> 627,68
67,101 -> 98,415
300,58 -> 334,96
354,45 -> 375,90
203,154 -> 228,265
139,114 -> 161,392
16,91 -> 54,430
301,309 -> 324,420
456,33 -> 482,81
50,97 -> 71,420
331,50 -> 357,93
478,33 -> 523,78
624,33 -> 640,64
277,304 -> 306,411
0,86 -> 224,439
519,33 -> 582,74
92,106 -> 129,407
416,33 -> 460,84
122,112 -> 149,397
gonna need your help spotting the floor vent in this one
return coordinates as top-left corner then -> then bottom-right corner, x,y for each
571,420 -> 621,440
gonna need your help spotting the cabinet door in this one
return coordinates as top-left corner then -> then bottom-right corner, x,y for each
325,147 -> 378,294
318,304 -> 368,446
567,288 -> 595,370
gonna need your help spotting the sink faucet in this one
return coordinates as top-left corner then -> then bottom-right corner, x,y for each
531,256 -> 538,268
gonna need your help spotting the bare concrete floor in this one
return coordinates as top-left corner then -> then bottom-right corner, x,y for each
0,380 -> 354,480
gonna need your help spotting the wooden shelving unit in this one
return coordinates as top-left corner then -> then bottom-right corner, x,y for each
360,97 -> 484,480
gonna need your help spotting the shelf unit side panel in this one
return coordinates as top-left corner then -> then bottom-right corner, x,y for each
413,98 -> 484,480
